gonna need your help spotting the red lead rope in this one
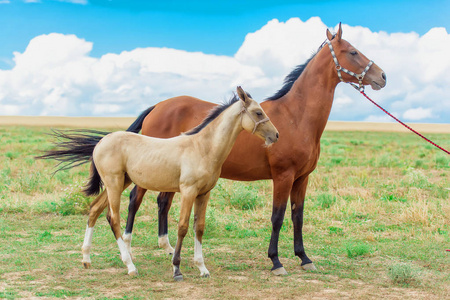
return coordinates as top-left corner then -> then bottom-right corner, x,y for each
360,91 -> 450,155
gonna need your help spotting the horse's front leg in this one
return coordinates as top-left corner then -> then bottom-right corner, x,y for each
124,185 -> 147,258
157,192 -> 175,255
172,188 -> 196,281
193,192 -> 210,277
290,176 -> 316,271
268,172 -> 295,276
82,190 -> 108,268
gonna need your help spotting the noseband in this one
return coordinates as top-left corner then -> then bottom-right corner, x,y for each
326,40 -> 373,92
240,104 -> 270,134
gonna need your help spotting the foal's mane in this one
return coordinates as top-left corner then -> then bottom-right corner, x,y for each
266,37 -> 333,101
184,91 -> 252,136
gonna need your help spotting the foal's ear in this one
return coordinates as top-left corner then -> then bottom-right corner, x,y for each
236,86 -> 250,106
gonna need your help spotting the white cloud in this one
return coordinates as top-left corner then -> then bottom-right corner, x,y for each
0,17 -> 450,123
403,107 -> 433,121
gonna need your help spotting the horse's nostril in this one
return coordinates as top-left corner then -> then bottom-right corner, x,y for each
276,133 -> 279,139
382,72 -> 386,81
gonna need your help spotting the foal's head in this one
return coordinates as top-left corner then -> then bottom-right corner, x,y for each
236,86 -> 279,145
326,23 -> 387,91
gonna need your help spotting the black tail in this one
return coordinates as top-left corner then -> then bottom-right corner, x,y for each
126,105 -> 156,133
83,160 -> 103,196
37,129 -> 110,172
37,129 -> 109,197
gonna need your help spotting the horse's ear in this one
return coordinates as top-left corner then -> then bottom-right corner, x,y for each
326,28 -> 333,41
236,86 -> 250,105
336,22 -> 343,41
326,23 -> 343,41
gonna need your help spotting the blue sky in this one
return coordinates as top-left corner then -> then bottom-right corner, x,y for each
1,0 -> 450,122
1,0 -> 449,67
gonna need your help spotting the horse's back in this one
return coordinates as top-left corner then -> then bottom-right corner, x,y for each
142,96 -> 215,138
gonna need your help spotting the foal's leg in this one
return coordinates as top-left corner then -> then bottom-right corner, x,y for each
82,190 -> 108,268
268,172 -> 295,276
172,188 -> 197,281
290,176 -> 316,271
157,192 -> 175,255
193,192 -> 210,277
124,185 -> 147,258
105,176 -> 137,275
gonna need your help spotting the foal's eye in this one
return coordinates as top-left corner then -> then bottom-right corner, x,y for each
350,51 -> 358,56
256,111 -> 263,116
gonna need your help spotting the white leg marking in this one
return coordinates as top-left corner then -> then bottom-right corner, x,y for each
117,237 -> 137,275
194,237 -> 209,277
158,234 -> 174,255
123,233 -> 133,259
81,226 -> 94,267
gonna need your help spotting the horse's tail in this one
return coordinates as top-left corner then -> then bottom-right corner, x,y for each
37,129 -> 109,172
83,160 -> 103,196
126,105 -> 156,133
38,129 -> 110,196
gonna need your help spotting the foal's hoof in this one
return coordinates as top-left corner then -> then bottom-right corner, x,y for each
82,262 -> 91,269
271,267 -> 288,276
301,263 -> 317,271
128,269 -> 138,276
173,274 -> 184,281
201,273 -> 210,278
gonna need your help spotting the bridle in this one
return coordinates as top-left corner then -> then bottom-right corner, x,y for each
326,39 -> 373,92
240,103 -> 270,134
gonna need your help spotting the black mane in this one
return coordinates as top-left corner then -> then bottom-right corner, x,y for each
266,38 -> 332,101
265,57 -> 314,101
184,91 -> 252,136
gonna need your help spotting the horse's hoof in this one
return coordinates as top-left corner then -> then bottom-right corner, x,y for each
128,269 -> 138,276
173,274 -> 183,281
201,273 -> 210,278
82,262 -> 91,269
271,267 -> 288,276
301,263 -> 317,271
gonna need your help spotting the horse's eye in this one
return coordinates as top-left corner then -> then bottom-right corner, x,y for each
350,51 -> 358,56
256,111 -> 263,116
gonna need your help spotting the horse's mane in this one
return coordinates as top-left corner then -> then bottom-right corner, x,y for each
266,37 -> 333,101
265,57 -> 314,101
184,91 -> 252,136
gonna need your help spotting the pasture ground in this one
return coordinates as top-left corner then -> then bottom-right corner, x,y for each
0,121 -> 449,299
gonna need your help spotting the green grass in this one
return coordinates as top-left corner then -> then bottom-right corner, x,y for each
0,126 -> 449,298
388,263 -> 421,286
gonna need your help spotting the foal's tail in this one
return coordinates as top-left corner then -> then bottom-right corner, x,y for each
126,105 -> 156,133
37,129 -> 109,196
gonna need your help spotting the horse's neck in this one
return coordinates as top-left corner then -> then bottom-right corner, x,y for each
193,103 -> 243,168
285,49 -> 340,140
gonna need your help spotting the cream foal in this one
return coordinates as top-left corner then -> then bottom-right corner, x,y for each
80,87 -> 278,280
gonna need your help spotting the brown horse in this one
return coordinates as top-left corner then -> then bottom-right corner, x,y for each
124,23 -> 387,275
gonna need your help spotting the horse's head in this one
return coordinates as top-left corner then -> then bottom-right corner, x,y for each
326,23 -> 386,91
236,86 -> 279,146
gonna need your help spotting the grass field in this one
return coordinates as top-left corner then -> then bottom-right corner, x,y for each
0,124 -> 449,299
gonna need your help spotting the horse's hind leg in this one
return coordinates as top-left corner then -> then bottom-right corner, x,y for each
105,176 -> 137,275
124,185 -> 147,258
82,190 -> 108,268
193,192 -> 210,278
157,192 -> 175,255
